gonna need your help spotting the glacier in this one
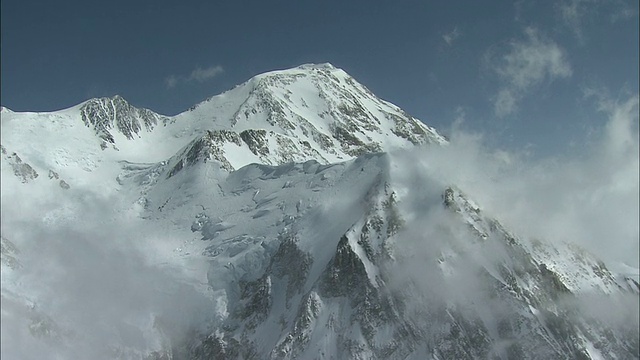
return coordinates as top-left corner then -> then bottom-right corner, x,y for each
1,63 -> 638,359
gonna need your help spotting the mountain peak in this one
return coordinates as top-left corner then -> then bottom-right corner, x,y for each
2,65 -> 637,360
80,95 -> 168,147
164,63 -> 446,169
295,62 -> 336,71
1,63 -> 445,171
250,62 -> 344,85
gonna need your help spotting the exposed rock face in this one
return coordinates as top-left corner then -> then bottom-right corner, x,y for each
217,63 -> 444,164
167,130 -> 241,175
48,169 -> 70,189
80,95 -> 168,147
1,64 -> 636,360
1,236 -> 21,270
1,146 -> 70,188
182,179 -> 637,359
240,129 -> 270,157
3,150 -> 39,183
70,64 -> 446,171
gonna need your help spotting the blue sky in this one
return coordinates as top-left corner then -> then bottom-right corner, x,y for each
1,0 -> 638,156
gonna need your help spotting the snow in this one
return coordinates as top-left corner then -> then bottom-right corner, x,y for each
584,341 -> 605,360
221,141 -> 262,169
1,64 -> 636,359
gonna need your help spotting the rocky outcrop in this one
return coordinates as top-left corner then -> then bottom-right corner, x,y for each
48,169 -> 70,189
1,236 -> 20,270
80,95 -> 168,147
3,149 -> 39,183
167,130 -> 241,175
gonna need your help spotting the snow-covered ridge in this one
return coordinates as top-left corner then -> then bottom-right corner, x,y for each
1,64 -> 444,172
107,148 -> 638,359
176,62 -> 445,169
295,62 -> 337,70
1,64 -> 637,359
79,95 -> 169,148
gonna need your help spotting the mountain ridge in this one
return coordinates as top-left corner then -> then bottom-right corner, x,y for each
1,63 -> 444,172
1,64 -> 637,360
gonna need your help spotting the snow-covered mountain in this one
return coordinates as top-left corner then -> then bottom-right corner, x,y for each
1,64 -> 637,359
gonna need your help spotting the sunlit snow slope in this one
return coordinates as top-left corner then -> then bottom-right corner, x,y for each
1,64 -> 637,360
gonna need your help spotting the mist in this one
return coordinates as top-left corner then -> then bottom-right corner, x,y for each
1,183 -> 216,359
382,93 -> 639,356
401,93 -> 639,269
1,91 -> 637,358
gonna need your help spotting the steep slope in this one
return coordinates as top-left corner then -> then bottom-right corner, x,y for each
0,63 -> 445,201
4,147 -> 636,359
1,63 -> 444,173
79,95 -> 169,148
149,153 -> 634,360
1,64 -> 637,360
0,63 -> 445,359
178,63 -> 444,168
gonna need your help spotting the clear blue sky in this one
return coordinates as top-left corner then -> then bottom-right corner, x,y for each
2,0 -> 638,156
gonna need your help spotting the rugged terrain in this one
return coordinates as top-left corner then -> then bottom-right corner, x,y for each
1,64 -> 638,359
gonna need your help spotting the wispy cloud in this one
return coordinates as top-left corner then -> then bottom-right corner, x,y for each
385,93 -> 638,343
0,187 -> 217,358
188,65 -> 225,82
165,75 -> 179,89
488,27 -> 572,117
609,3 -> 638,22
393,91 -> 639,267
557,0 -> 638,42
165,65 -> 225,89
557,0 -> 597,42
442,26 -> 462,46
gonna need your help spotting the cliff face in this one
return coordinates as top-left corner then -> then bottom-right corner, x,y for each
1,64 -> 637,360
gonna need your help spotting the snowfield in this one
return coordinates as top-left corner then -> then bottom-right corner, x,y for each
1,64 -> 638,359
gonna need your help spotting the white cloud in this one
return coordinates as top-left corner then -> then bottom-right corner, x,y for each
452,106 -> 466,129
443,26 -> 461,46
497,28 -> 572,89
599,93 -> 639,158
0,187 -> 217,358
165,75 -> 179,89
165,65 -> 224,89
609,3 -> 638,22
399,92 -> 639,268
385,95 -> 638,343
188,65 -> 225,83
494,89 -> 518,118
558,0 -> 597,42
558,0 -> 638,41
489,27 -> 572,117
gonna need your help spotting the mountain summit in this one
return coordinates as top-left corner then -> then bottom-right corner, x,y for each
2,64 -> 444,173
177,63 -> 444,170
1,65 -> 637,359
